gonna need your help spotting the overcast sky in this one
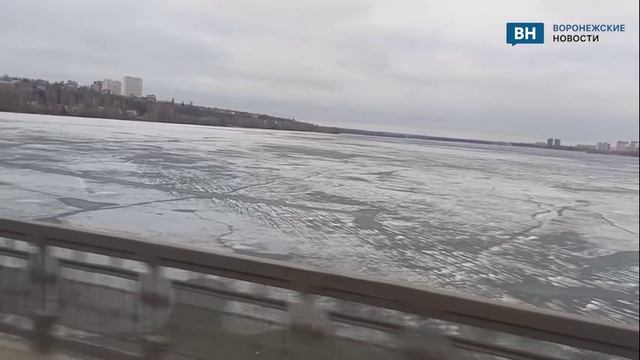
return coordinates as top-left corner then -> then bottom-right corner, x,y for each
1,0 -> 638,144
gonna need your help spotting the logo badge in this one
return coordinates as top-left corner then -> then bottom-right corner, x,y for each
506,23 -> 544,46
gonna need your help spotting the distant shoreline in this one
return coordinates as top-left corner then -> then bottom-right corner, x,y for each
3,110 -> 638,159
1,76 -> 637,157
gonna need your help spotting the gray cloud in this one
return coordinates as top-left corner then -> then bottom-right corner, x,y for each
1,0 -> 637,144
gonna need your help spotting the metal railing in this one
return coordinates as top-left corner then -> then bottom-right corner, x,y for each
0,217 -> 638,359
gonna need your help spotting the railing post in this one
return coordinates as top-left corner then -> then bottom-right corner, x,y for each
285,293 -> 330,359
28,243 -> 60,353
138,262 -> 173,359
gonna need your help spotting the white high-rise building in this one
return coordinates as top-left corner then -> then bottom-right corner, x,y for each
102,79 -> 122,95
123,76 -> 143,97
597,142 -> 611,152
616,141 -> 629,151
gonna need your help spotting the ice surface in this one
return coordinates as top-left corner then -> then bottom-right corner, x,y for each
1,112 -> 638,324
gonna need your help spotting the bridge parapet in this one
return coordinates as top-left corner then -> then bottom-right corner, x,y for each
0,218 -> 638,359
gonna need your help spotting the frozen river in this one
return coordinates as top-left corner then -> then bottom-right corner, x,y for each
1,112 -> 638,324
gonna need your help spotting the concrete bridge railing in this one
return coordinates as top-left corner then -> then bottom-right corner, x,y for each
0,217 -> 638,359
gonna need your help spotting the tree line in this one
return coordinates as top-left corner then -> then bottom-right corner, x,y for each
0,76 -> 339,134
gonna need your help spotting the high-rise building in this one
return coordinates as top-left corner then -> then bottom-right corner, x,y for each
553,139 -> 561,148
630,141 -> 639,150
616,141 -> 629,151
90,80 -> 102,93
597,142 -> 611,152
546,138 -> 553,147
102,79 -> 122,95
123,76 -> 143,97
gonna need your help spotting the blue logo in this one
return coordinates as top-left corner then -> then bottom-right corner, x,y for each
506,23 -> 544,45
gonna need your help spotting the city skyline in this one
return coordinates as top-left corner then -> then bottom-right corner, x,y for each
2,72 -> 638,148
